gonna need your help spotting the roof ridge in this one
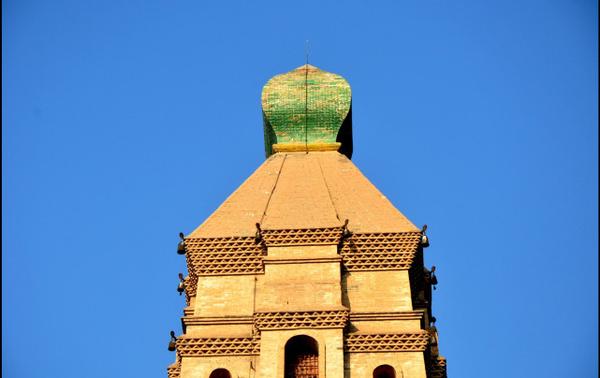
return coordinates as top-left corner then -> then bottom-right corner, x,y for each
317,153 -> 342,223
259,154 -> 287,224
187,154 -> 286,238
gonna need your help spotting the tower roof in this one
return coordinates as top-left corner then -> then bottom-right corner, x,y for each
261,65 -> 353,158
188,151 -> 418,238
189,65 -> 417,239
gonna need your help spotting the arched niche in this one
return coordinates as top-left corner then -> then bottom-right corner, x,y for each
373,364 -> 396,378
209,368 -> 231,378
284,335 -> 319,378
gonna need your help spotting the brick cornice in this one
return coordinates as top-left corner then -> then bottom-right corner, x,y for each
340,232 -> 421,271
261,227 -> 343,246
349,311 -> 424,322
184,236 -> 265,276
263,256 -> 342,265
182,315 -> 254,327
176,336 -> 260,357
167,361 -> 180,378
254,310 -> 349,330
183,307 -> 194,317
345,332 -> 429,353
184,231 -> 422,275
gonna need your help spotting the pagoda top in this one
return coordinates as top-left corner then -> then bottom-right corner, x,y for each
261,65 -> 353,158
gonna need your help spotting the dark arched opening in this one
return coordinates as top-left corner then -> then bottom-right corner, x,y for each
373,365 -> 396,378
284,335 -> 319,378
209,368 -> 231,378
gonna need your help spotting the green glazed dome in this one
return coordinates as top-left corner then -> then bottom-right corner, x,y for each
261,65 -> 353,158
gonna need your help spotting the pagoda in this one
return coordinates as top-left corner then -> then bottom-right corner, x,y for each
167,65 -> 447,378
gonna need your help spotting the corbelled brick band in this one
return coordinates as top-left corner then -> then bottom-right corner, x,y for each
348,311 -> 424,322
184,231 -> 423,276
183,274 -> 198,306
184,236 -> 265,276
254,310 -> 349,330
166,361 -> 180,378
176,337 -> 260,357
340,232 -> 421,271
261,227 -> 343,246
345,332 -> 429,352
182,315 -> 254,328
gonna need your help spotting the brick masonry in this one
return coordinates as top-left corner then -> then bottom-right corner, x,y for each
168,65 -> 446,378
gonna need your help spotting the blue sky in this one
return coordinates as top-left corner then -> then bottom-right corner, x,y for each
2,1 -> 598,377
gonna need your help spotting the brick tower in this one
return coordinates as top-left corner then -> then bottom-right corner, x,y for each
167,65 -> 447,378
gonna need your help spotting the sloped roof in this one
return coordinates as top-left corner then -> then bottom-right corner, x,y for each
188,151 -> 418,239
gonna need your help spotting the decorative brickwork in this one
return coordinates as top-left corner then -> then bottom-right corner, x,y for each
167,361 -> 180,378
176,337 -> 260,357
184,231 -> 423,276
183,274 -> 198,306
262,227 -> 343,246
254,310 -> 349,330
340,232 -> 421,271
184,236 -> 266,276
345,332 -> 429,352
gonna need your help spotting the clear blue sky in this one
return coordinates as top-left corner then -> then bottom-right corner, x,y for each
2,1 -> 598,377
